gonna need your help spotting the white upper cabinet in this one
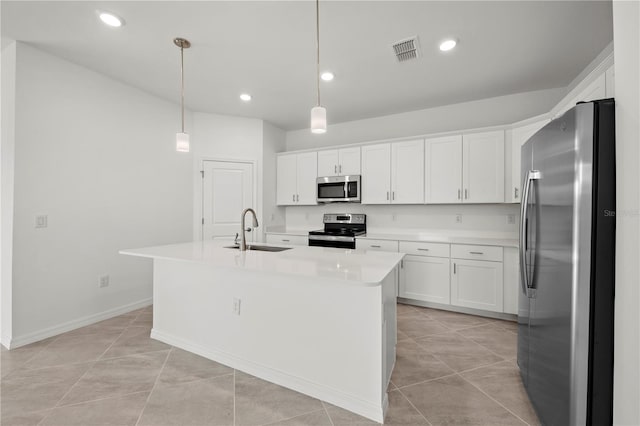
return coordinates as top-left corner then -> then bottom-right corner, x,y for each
276,152 -> 318,205
276,154 -> 298,205
297,152 -> 319,204
509,119 -> 548,203
425,131 -> 504,204
425,135 -> 463,203
361,143 -> 391,204
362,140 -> 424,204
391,140 -> 424,204
317,147 -> 361,177
463,130 -> 505,203
339,147 -> 361,176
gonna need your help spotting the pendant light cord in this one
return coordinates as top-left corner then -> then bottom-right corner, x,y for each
180,44 -> 185,133
316,0 -> 321,107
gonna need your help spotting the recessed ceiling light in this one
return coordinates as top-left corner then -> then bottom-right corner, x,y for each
321,72 -> 334,81
240,93 -> 252,102
98,12 -> 124,27
439,39 -> 457,52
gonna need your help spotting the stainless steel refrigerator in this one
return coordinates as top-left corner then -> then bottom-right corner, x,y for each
518,99 -> 615,426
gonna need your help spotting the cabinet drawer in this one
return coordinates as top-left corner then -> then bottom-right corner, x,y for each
451,244 -> 503,262
356,239 -> 398,252
266,234 -> 308,246
399,241 -> 450,258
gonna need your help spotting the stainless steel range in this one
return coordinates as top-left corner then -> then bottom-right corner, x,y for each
308,214 -> 366,249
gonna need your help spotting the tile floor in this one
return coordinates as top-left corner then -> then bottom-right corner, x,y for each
1,303 -> 539,426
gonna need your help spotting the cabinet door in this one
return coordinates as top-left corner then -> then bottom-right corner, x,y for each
276,154 -> 298,205
399,255 -> 450,304
266,234 -> 308,246
502,247 -> 519,315
338,147 -> 361,176
317,150 -> 339,177
296,152 -> 318,205
451,259 -> 503,312
391,139 -> 424,204
510,120 -> 548,203
463,131 -> 504,203
425,135 -> 462,203
361,143 -> 391,204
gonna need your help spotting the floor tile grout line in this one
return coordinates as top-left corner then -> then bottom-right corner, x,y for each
452,328 -> 513,361
456,372 -> 532,426
320,401 -> 336,426
456,357 -> 513,375
134,346 -> 173,426
33,390 -> 151,425
259,408 -> 329,426
394,386 -> 433,426
50,359 -> 100,410
233,369 -> 236,426
394,371 -> 459,391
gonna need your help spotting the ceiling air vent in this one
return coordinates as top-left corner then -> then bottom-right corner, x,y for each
392,36 -> 420,62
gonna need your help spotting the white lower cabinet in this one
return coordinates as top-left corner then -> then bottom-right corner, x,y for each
400,255 -> 451,304
451,258 -> 504,313
266,234 -> 308,246
502,247 -> 519,315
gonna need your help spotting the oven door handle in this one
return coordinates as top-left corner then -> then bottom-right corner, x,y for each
308,234 -> 356,243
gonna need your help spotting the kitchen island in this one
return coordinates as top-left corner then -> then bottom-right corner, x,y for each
120,240 -> 403,423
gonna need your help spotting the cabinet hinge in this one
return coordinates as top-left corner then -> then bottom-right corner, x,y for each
200,170 -> 204,178
201,218 -> 205,225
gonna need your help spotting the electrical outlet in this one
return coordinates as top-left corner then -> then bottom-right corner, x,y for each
35,215 -> 48,228
99,275 -> 110,288
455,214 -> 463,224
233,298 -> 241,315
507,214 -> 516,224
392,213 -> 397,221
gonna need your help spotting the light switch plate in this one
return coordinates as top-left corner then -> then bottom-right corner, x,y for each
35,215 -> 48,228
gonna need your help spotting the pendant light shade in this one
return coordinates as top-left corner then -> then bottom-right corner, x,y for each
174,37 -> 191,152
310,0 -> 327,134
311,106 -> 327,134
176,132 -> 190,152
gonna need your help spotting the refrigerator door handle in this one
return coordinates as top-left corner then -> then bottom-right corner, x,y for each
519,170 -> 540,294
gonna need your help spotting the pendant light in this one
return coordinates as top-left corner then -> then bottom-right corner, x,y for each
310,0 -> 327,134
174,37 -> 191,152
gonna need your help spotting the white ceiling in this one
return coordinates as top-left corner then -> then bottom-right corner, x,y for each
1,1 -> 613,131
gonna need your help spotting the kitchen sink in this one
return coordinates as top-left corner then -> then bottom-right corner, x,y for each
224,244 -> 292,252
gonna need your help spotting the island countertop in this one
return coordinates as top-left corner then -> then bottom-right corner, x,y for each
120,240 -> 404,287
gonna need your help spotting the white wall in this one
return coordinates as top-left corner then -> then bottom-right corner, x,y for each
8,43 -> 193,347
286,88 -> 564,151
1,41 -> 17,346
612,1 -> 640,424
286,204 -> 519,237
191,111 -> 264,240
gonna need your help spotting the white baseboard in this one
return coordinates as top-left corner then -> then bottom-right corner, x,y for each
8,298 -> 152,349
151,328 -> 387,423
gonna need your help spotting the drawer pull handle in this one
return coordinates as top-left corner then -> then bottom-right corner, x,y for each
417,248 -> 430,251
469,251 -> 484,255
282,239 -> 290,242
370,245 -> 381,248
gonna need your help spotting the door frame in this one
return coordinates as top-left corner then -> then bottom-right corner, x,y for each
197,157 -> 258,241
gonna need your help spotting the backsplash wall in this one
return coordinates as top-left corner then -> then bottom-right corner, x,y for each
285,204 -> 520,236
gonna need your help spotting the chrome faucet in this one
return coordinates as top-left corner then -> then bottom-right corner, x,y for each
240,208 -> 259,251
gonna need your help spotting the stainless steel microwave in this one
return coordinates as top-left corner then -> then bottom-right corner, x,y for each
316,175 -> 361,203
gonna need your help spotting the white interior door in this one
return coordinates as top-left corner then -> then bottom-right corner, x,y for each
202,160 -> 254,241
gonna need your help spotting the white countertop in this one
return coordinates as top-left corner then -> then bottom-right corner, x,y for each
358,232 -> 519,248
120,240 -> 404,286
265,227 -> 518,248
